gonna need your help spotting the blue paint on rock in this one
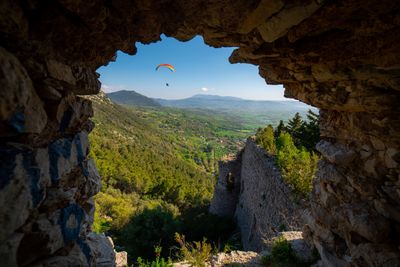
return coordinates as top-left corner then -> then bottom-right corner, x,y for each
48,137 -> 73,184
22,152 -> 44,207
0,146 -> 18,190
59,108 -> 73,132
74,135 -> 89,178
77,238 -> 92,265
0,145 -> 44,207
58,203 -> 84,245
7,111 -> 25,133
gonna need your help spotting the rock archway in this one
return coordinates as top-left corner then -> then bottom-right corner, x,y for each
1,0 -> 399,266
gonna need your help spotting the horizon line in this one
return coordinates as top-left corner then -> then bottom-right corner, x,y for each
103,89 -> 297,102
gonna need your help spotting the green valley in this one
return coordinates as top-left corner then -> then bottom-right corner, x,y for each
88,91 -> 318,263
88,92 -> 246,261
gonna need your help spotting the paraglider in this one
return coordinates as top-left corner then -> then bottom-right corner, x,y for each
156,64 -> 175,86
156,63 -> 175,72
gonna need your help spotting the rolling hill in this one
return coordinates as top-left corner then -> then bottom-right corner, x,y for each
107,90 -> 161,107
108,90 -> 317,128
155,94 -> 311,113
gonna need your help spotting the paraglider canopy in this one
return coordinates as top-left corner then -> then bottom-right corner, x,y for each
156,63 -> 175,72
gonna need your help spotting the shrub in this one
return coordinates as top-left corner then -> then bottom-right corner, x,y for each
175,233 -> 213,267
256,125 -> 276,154
136,246 -> 173,267
118,205 -> 182,260
261,236 -> 296,267
261,236 -> 319,267
181,207 -> 236,243
275,133 -> 318,198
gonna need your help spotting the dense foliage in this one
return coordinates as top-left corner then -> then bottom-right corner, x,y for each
88,94 -> 242,262
89,93 -> 319,263
256,110 -> 320,198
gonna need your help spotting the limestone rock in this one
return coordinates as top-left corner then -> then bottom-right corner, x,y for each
210,250 -> 262,267
0,146 -> 50,243
0,47 -> 47,136
56,95 -> 93,133
316,140 -> 356,165
274,231 -> 313,262
258,1 -> 323,42
0,233 -> 24,267
0,0 -> 399,266
29,241 -> 91,267
86,233 -> 116,267
46,60 -> 76,85
115,251 -> 128,267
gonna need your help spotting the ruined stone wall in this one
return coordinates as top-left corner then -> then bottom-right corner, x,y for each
1,0 -> 399,266
209,153 -> 242,217
237,139 -> 304,251
211,139 -> 303,252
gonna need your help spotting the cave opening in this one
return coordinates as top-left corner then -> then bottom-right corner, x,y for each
1,1 -> 399,266
90,35 -> 318,262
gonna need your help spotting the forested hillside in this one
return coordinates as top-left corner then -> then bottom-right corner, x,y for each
87,92 -> 319,263
109,90 -> 317,128
87,92 -> 246,261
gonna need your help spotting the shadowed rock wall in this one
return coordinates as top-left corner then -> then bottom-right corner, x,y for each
1,0 -> 399,266
209,152 -> 242,218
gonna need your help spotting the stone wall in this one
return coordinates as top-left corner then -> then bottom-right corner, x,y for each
209,153 -> 242,217
0,44 -> 117,266
236,139 -> 304,251
1,0 -> 399,266
210,139 -> 303,251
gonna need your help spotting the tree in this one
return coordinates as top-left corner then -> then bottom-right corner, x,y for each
256,124 -> 276,154
287,113 -> 303,134
274,120 -> 286,138
301,109 -> 320,151
287,113 -> 303,148
275,132 -> 318,198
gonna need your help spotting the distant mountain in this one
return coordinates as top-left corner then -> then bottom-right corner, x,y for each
155,94 -> 313,113
107,90 -> 161,107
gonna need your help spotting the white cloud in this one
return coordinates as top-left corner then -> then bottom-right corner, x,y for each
201,87 -> 209,92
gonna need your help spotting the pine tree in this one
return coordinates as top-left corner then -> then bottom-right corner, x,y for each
274,120 -> 286,138
287,112 -> 303,148
301,109 -> 320,151
287,112 -> 303,133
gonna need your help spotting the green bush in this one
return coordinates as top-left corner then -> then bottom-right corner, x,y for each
260,236 -> 297,267
117,205 -> 182,260
181,207 -> 236,244
136,246 -> 173,267
256,125 -> 276,154
276,133 -> 318,198
175,233 -> 213,267
261,236 -> 319,267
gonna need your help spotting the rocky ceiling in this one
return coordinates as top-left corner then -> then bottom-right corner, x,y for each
0,0 -> 399,266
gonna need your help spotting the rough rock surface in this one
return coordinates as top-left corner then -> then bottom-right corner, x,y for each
1,0 -> 399,266
173,251 -> 263,267
174,233 -> 312,267
209,153 -> 242,218
211,139 -> 304,251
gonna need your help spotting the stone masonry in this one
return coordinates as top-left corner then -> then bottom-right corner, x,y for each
0,0 -> 399,266
210,138 -> 304,252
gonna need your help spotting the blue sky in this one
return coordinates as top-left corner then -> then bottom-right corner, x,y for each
97,35 -> 286,100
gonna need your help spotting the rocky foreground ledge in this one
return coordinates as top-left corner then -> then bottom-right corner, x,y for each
174,231 -> 314,267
